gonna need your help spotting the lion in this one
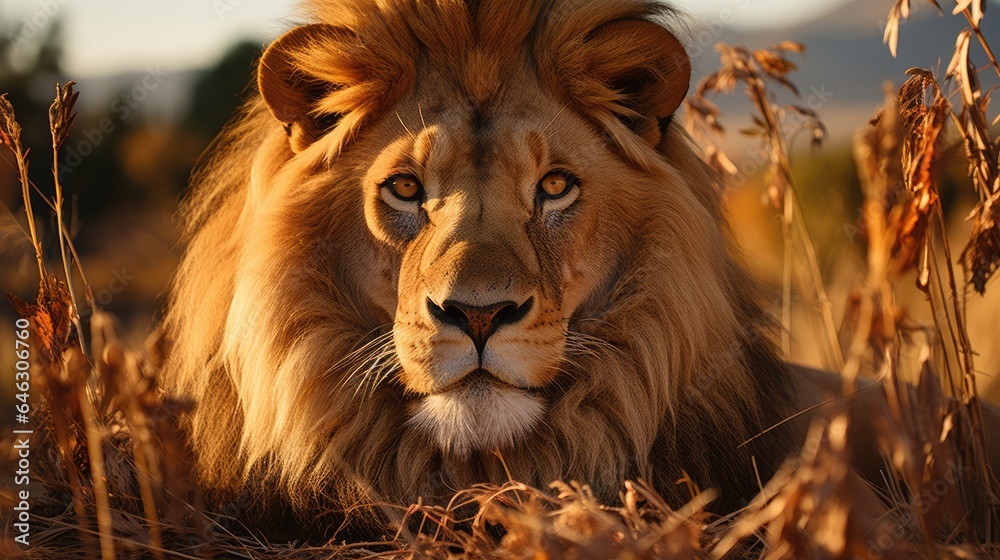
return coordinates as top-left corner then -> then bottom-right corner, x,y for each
163,0 -> 1000,532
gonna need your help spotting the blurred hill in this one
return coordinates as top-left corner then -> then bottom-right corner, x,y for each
689,0 -> 1000,144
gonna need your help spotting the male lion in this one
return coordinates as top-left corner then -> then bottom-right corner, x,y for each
164,0 -> 999,532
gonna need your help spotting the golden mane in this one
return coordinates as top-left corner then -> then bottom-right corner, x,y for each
164,0 -> 795,524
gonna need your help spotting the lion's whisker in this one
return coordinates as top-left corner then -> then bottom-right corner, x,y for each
539,104 -> 568,135
352,344 -> 394,390
328,330 -> 393,374
396,110 -> 415,139
348,337 -> 400,401
339,360 -> 382,395
367,362 -> 402,401
328,328 -> 395,387
564,330 -> 626,361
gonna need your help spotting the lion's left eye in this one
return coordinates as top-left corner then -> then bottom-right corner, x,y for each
537,170 -> 577,200
382,174 -> 423,201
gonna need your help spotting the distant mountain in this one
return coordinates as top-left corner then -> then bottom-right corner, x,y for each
688,0 -> 1000,142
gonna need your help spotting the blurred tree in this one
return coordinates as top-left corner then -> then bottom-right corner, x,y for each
185,41 -> 261,141
1,3 -> 66,236
790,143 -> 980,276
0,2 -> 70,307
4,28 -> 265,256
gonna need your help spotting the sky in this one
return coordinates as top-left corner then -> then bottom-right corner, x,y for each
4,0 -> 855,77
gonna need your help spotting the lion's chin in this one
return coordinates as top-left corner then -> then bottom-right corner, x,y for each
407,375 -> 545,457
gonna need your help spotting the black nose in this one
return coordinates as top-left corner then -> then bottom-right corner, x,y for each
428,297 -> 533,353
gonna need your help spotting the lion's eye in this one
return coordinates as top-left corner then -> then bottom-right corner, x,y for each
383,174 -> 423,201
538,170 -> 576,200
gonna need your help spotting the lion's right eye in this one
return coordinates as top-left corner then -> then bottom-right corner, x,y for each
538,171 -> 573,199
382,174 -> 423,202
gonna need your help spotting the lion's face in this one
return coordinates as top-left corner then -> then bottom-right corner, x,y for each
166,0 -> 793,509
357,69 -> 628,454
246,6 -> 692,460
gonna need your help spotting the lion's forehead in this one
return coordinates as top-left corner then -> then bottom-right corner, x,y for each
409,60 -> 546,118
381,103 -> 561,194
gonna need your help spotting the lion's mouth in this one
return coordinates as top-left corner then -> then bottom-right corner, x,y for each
408,368 -> 545,456
431,368 -> 526,395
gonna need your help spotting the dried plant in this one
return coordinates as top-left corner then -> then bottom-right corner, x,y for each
852,79 -> 999,548
685,42 -> 841,372
886,0 -> 1000,295
3,86 -> 206,560
682,0 -> 1000,553
877,0 -> 1000,541
0,94 -> 45,281
47,82 -> 87,347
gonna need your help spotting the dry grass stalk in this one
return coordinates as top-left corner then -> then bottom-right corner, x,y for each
685,42 -> 843,373
4,92 -> 101,556
0,94 -> 46,281
5,280 -> 115,559
47,82 -> 87,350
374,480 -> 719,559
854,85 -> 970,549
6,278 -> 96,557
46,83 -> 117,559
716,419 -> 905,559
683,1 -> 1000,553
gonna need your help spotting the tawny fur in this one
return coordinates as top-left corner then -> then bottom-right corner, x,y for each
164,0 -> 795,521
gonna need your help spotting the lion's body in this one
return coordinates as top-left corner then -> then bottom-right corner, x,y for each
164,0 -> 798,522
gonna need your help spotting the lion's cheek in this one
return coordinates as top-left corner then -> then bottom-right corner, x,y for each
559,256 -> 608,317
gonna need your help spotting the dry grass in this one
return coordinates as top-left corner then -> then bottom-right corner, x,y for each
3,1 -> 1000,558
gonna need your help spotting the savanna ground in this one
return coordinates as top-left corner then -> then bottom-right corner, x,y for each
2,1 -> 1000,558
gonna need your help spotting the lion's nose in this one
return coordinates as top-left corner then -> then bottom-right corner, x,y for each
427,297 -> 533,353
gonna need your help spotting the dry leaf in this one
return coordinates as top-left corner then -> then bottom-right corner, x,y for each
962,192 -> 1000,294
884,0 -> 911,58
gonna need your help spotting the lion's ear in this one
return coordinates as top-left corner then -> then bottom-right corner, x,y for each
584,20 -> 690,145
258,24 -> 349,152
541,16 -> 690,166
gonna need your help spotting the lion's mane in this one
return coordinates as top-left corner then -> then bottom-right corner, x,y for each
164,0 -> 795,520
